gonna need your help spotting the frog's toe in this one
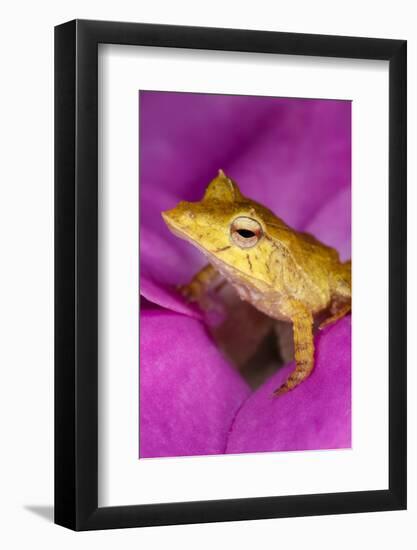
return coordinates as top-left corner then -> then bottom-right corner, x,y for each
177,282 -> 213,311
177,283 -> 198,301
272,384 -> 290,397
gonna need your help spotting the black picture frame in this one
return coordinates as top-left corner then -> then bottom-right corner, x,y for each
55,19 -> 407,531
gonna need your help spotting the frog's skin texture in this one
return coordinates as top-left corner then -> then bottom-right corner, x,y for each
162,170 -> 351,396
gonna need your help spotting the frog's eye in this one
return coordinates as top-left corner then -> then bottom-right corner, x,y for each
230,217 -> 263,248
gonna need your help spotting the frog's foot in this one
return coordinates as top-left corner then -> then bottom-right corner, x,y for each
273,384 -> 290,397
177,281 -> 202,302
319,302 -> 351,330
272,358 -> 314,396
177,281 -> 210,310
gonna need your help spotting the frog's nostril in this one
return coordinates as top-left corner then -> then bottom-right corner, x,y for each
182,208 -> 195,220
162,203 -> 196,226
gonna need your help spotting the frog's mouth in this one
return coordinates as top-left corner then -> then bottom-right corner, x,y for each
162,210 -> 185,238
162,208 -> 218,261
162,206 -> 216,254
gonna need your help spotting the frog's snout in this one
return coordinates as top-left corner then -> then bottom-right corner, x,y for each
161,209 -> 173,225
162,202 -> 195,227
161,206 -> 180,225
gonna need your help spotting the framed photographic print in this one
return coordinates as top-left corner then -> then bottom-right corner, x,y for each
55,19 -> 407,530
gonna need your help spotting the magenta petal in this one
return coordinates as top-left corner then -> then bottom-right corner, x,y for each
140,275 -> 203,319
225,100 -> 351,233
304,186 -> 351,262
139,91 -> 279,203
140,222 -> 204,289
225,316 -> 351,454
140,222 -> 205,316
140,307 -> 251,458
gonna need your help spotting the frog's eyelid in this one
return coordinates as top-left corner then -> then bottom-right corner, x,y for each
231,216 -> 262,233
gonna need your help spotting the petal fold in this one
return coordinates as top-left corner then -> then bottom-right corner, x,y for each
140,307 -> 251,458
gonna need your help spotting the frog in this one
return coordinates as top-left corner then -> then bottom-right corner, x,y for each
161,170 -> 351,396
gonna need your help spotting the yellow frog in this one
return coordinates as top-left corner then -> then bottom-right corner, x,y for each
162,170 -> 351,396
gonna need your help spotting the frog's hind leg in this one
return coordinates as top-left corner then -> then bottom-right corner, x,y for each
331,259 -> 351,300
319,300 -> 351,330
320,260 -> 352,329
273,307 -> 314,396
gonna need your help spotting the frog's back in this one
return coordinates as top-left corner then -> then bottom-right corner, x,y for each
268,219 -> 340,271
264,220 -> 343,308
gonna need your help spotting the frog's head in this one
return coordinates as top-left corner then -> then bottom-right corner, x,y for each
162,170 -> 288,287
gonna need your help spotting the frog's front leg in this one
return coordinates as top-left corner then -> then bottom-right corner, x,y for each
178,264 -> 220,307
273,305 -> 314,396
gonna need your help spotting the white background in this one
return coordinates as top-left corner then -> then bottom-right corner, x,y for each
0,1 -> 415,548
99,46 -> 389,506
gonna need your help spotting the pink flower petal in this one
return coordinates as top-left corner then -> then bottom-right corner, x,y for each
139,306 -> 251,458
304,186 -> 351,262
